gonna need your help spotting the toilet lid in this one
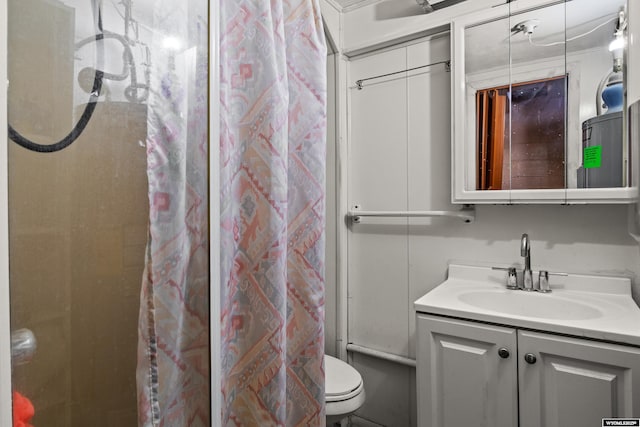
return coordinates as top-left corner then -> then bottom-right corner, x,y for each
325,355 -> 363,402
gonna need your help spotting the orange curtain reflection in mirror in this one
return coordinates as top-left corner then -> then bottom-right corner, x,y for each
476,88 -> 507,190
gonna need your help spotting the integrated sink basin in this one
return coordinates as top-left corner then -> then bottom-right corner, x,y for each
414,264 -> 640,346
457,290 -> 603,320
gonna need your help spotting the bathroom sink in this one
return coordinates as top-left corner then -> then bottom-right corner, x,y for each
457,290 -> 603,320
414,264 -> 640,346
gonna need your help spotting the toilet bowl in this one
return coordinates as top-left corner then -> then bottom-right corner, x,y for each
325,354 -> 365,424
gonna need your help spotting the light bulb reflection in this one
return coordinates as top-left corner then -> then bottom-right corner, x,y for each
609,36 -> 625,53
163,36 -> 183,51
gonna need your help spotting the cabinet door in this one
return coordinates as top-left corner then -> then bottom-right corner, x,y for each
417,314 -> 518,427
519,330 -> 640,427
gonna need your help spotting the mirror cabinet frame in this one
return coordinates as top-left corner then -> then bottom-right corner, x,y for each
451,0 -> 638,204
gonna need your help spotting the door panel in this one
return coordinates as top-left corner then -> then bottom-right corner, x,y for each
349,47 -> 409,355
519,330 -> 640,427
417,314 -> 518,427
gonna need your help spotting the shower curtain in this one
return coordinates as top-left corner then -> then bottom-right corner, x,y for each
136,0 -> 210,426
220,0 -> 328,425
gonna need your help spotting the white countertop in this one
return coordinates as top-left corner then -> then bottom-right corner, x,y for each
414,264 -> 640,347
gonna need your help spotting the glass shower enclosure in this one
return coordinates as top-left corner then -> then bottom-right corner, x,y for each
4,0 -> 210,425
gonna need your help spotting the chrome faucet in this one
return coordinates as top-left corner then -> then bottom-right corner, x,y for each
520,233 -> 530,270
521,233 -> 534,290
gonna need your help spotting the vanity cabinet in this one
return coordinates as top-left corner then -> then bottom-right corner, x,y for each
416,315 -> 518,427
519,330 -> 640,427
417,314 -> 640,427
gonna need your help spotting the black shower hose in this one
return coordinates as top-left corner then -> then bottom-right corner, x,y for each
8,32 -> 105,153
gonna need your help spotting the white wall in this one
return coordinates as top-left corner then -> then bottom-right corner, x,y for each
321,0 -> 342,52
343,32 -> 640,427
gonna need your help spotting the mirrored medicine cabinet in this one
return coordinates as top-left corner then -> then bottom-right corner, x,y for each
451,0 -> 638,203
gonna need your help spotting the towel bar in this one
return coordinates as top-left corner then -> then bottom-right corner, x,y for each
347,207 -> 475,224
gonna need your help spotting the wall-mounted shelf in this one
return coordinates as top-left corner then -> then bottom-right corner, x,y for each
347,207 -> 476,224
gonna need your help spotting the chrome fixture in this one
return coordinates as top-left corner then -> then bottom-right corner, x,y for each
609,8 -> 627,73
494,236 -> 563,291
521,234 -> 534,291
348,204 -> 475,224
520,233 -> 531,270
506,267 -> 518,290
11,328 -> 37,366
490,266 -> 519,290
538,270 -> 551,293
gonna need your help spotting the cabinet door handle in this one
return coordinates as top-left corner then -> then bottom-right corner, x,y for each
524,353 -> 537,364
498,347 -> 510,359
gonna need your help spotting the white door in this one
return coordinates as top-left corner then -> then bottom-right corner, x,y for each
519,330 -> 640,427
416,314 -> 518,427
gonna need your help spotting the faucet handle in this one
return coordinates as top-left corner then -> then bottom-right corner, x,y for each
506,267 -> 518,290
492,267 -> 519,289
538,270 -> 551,293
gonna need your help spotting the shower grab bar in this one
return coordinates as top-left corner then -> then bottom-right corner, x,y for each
347,206 -> 475,224
346,343 -> 416,368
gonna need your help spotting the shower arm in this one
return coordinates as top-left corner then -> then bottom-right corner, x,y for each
76,31 -> 149,102
78,0 -> 151,101
76,32 -> 132,82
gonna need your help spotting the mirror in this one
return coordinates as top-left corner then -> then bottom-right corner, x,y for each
452,0 -> 637,203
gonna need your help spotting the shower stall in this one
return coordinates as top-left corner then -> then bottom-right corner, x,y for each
1,0 -> 211,425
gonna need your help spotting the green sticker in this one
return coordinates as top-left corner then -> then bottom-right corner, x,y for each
584,145 -> 602,169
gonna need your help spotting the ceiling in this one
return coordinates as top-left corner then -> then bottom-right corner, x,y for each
466,0 -> 626,73
331,0 -> 374,9
331,0 -> 449,12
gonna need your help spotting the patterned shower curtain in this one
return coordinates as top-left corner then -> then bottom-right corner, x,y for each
220,0 -> 328,425
136,0 -> 210,426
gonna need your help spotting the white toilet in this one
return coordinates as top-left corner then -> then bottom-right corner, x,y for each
325,354 -> 366,424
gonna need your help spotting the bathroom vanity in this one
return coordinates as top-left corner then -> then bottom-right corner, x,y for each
414,264 -> 640,427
